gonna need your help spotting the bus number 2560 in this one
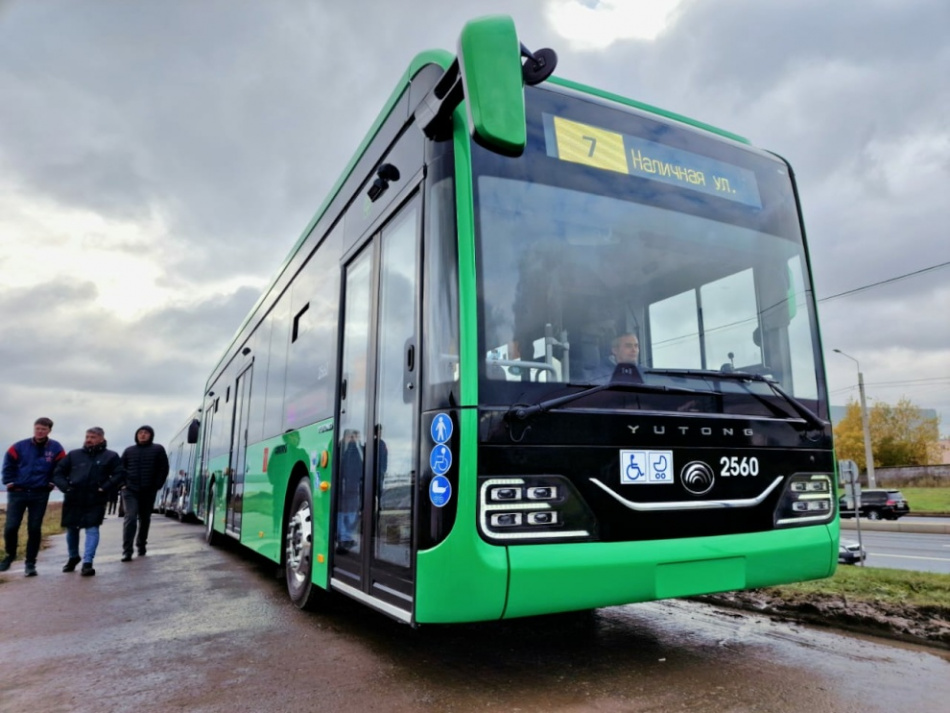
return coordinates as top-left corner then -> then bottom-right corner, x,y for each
720,456 -> 759,477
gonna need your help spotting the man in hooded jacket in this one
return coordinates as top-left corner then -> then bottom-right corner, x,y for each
52,427 -> 124,576
119,425 -> 169,561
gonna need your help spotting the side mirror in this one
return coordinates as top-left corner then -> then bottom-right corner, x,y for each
187,419 -> 200,444
458,15 -> 526,156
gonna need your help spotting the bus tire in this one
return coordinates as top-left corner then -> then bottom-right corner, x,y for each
205,482 -> 223,546
285,478 -> 322,610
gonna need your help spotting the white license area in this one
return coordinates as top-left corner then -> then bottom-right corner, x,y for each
619,449 -> 674,485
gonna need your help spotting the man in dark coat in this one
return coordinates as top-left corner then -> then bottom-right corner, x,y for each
52,427 -> 124,576
120,425 -> 169,561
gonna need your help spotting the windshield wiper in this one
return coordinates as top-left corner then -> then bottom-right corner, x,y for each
647,368 -> 828,431
506,363 -> 720,422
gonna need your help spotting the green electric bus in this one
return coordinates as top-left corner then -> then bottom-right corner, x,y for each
156,411 -> 202,522
193,15 -> 838,624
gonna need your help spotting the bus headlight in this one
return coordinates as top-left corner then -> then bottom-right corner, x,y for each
478,475 -> 596,543
774,473 -> 834,527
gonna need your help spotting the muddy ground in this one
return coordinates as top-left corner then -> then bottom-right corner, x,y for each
694,588 -> 950,650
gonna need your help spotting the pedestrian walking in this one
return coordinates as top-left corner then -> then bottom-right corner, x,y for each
0,417 -> 66,576
105,487 -> 119,516
120,425 -> 169,560
52,427 -> 124,576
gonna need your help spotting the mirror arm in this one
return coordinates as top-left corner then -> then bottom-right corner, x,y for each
415,59 -> 464,140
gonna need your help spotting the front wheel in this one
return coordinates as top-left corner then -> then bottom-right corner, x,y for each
866,509 -> 882,521
285,479 -> 322,610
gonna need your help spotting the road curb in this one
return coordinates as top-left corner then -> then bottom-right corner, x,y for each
839,518 -> 950,534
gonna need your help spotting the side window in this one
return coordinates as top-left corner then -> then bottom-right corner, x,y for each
243,328 -> 266,444
786,257 -> 818,398
285,227 -> 342,429
423,176 -> 460,387
263,297 -> 291,438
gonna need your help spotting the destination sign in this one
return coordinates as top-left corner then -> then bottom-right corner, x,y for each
544,114 -> 762,208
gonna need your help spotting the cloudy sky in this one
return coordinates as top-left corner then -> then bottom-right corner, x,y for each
1,0 -> 948,457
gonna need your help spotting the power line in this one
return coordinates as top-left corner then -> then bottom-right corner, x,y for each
818,260 -> 950,302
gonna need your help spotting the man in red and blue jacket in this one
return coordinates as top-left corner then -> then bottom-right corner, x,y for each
1,417 -> 66,576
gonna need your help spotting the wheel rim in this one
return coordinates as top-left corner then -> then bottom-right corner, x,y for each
868,510 -> 880,520
286,501 -> 313,587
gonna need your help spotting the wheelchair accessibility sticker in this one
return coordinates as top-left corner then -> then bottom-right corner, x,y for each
429,443 -> 452,476
619,449 -> 674,484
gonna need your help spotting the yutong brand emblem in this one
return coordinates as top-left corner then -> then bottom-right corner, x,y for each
681,461 -> 715,496
628,424 -> 755,438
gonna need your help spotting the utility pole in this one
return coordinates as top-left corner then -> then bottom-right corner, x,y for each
833,349 -> 876,488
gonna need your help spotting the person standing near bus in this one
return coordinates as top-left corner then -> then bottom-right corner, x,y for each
52,427 -> 124,576
119,425 -> 169,561
0,417 -> 66,576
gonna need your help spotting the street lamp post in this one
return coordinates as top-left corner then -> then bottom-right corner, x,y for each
833,349 -> 876,488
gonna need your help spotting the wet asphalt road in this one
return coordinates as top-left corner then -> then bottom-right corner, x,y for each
2,516 -> 949,713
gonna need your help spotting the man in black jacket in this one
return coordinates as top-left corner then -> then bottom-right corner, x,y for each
120,425 -> 169,561
52,427 -> 124,576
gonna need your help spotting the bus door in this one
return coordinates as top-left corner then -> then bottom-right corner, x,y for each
333,195 -> 420,616
226,364 -> 253,537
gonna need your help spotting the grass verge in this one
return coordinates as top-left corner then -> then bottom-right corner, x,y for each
775,564 -> 950,608
896,487 -> 950,514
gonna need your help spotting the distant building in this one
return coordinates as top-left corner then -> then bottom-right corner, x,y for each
936,439 -> 950,465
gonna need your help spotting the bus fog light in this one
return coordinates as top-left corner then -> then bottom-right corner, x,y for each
791,480 -> 829,493
491,487 -> 523,501
526,486 -> 557,500
491,512 -> 523,527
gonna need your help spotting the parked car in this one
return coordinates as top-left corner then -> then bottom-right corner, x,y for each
838,539 -> 867,565
838,489 -> 911,520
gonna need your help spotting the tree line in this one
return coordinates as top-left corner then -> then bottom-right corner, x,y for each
833,397 -> 942,470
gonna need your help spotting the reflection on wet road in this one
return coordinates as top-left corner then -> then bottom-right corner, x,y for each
1,517 -> 947,712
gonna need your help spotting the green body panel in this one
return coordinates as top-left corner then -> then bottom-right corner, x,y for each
458,15 -> 526,155
504,524 -> 838,619
204,420 -> 335,589
415,408 -> 509,623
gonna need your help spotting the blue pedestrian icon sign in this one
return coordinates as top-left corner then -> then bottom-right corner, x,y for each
429,444 -> 452,476
429,475 -> 452,507
430,413 -> 453,444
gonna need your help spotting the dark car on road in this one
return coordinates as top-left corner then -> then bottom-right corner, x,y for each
838,489 -> 910,520
838,539 -> 867,564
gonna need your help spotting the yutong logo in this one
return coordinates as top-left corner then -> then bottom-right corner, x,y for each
628,424 -> 755,438
681,461 -> 715,496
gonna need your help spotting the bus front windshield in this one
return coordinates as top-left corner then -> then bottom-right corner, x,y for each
473,86 -> 824,420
